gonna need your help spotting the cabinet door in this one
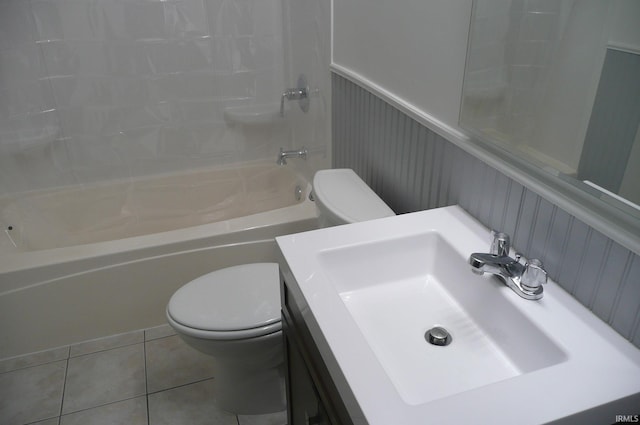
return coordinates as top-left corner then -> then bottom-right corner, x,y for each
285,322 -> 333,425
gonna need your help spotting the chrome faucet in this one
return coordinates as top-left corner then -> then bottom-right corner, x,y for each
469,232 -> 547,300
280,87 -> 308,116
277,147 -> 307,165
280,74 -> 310,117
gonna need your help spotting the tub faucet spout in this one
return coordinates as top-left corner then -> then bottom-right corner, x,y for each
469,231 -> 547,300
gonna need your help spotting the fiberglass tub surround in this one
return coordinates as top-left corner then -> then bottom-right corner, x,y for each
0,0 -> 294,195
276,205 -> 640,424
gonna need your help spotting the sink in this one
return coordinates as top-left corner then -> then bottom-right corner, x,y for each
318,232 -> 566,405
276,206 -> 640,424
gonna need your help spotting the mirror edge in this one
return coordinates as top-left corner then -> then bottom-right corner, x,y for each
457,0 -> 640,256
458,127 -> 640,256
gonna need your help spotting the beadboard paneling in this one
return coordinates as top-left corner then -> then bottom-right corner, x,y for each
332,73 -> 640,348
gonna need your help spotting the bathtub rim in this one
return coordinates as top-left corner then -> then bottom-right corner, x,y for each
1,158 -> 310,253
0,193 -> 317,294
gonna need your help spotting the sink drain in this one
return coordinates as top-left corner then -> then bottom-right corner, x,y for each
425,326 -> 452,346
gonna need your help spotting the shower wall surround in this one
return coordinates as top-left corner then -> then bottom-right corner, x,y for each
332,73 -> 640,349
0,0 -> 287,195
282,0 -> 332,177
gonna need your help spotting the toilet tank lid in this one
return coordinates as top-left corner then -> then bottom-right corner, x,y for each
167,263 -> 280,332
313,169 -> 395,223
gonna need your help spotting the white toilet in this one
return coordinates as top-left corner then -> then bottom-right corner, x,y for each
165,169 -> 395,414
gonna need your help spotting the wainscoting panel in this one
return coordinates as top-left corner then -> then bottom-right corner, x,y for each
332,73 -> 640,348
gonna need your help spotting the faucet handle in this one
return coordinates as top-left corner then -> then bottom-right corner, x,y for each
521,259 -> 547,290
490,231 -> 510,256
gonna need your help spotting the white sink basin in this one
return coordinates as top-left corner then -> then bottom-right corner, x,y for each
319,232 -> 565,405
276,206 -> 640,424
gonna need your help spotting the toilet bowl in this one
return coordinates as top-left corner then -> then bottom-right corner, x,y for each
166,169 -> 394,414
166,262 -> 284,414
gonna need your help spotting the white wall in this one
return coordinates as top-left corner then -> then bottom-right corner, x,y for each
332,0 -> 472,128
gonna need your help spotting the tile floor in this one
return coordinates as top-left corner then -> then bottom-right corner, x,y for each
0,325 -> 286,425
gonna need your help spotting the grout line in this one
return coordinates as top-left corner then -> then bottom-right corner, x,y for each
5,324 -> 212,425
69,339 -> 144,360
143,340 -> 149,396
143,338 -> 150,425
0,345 -> 71,374
145,376 -> 216,396
58,395 -> 145,420
2,325 -> 166,372
58,356 -> 70,418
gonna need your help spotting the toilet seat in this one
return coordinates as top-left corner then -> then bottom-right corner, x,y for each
167,263 -> 282,340
166,315 -> 281,340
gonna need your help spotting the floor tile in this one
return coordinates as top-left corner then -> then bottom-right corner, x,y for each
148,379 -> 237,425
70,330 -> 144,357
4,324 -> 283,425
0,346 -> 69,374
62,344 -> 146,414
59,396 -> 147,425
238,410 -> 287,425
145,335 -> 216,393
145,324 -> 176,341
0,360 -> 66,425
30,418 -> 60,425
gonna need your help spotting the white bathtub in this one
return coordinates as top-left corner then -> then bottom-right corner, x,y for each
0,161 -> 317,359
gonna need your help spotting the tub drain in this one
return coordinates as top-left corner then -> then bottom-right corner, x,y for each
425,326 -> 452,346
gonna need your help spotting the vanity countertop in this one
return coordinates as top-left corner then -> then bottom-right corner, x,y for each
276,205 -> 640,425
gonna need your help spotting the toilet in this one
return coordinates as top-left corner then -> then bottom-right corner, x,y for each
165,169 -> 395,414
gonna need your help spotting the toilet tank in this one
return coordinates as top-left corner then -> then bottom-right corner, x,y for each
312,169 -> 395,227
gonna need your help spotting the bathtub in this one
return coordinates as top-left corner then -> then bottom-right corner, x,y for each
0,161 -> 317,359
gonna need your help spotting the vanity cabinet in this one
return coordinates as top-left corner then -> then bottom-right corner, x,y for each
281,273 -> 355,425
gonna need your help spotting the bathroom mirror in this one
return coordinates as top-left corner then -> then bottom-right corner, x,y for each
460,0 -> 640,253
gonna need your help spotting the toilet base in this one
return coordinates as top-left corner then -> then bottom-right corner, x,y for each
214,361 -> 286,414
174,330 -> 286,415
